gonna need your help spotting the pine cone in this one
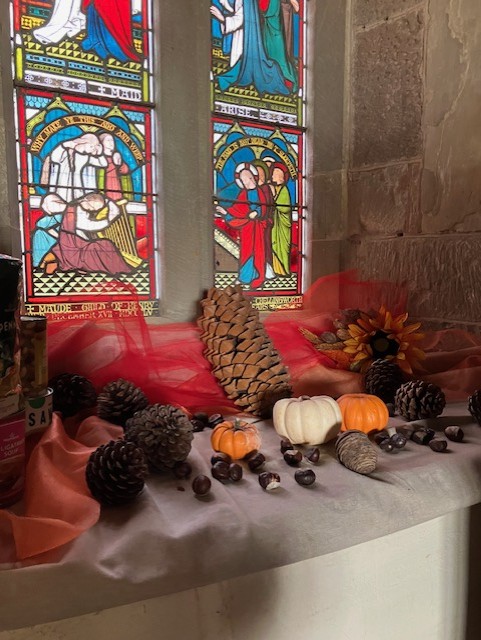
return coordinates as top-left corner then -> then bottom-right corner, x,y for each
364,360 -> 404,404
395,380 -> 446,421
49,373 -> 97,418
197,285 -> 292,416
86,440 -> 148,506
468,390 -> 481,425
97,379 -> 149,427
125,404 -> 193,472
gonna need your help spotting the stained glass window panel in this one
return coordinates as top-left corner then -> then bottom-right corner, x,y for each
17,89 -> 158,316
213,117 -> 304,310
13,0 -> 152,102
211,0 -> 306,127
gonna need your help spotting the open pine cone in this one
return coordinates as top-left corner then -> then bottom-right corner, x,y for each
125,404 -> 193,472
364,360 -> 404,404
49,373 -> 97,418
86,440 -> 148,506
468,390 -> 481,425
97,379 -> 149,427
395,380 -> 446,421
198,285 -> 291,416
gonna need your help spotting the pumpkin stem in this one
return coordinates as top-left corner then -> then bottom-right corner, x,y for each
233,418 -> 243,430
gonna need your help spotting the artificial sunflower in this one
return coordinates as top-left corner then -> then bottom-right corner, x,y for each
343,305 -> 425,374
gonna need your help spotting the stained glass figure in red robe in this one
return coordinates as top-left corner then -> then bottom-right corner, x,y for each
215,162 -> 271,288
81,0 -> 139,62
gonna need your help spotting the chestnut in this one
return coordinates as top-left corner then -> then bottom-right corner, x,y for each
258,471 -> 281,491
173,461 -> 192,479
191,419 -> 206,433
247,452 -> 266,471
211,461 -> 230,482
283,449 -> 302,467
444,426 -> 464,443
295,469 -> 316,486
280,439 -> 292,454
193,412 -> 209,425
208,413 -> 224,428
429,438 -> 448,453
211,452 -> 232,466
374,431 -> 389,446
229,463 -> 243,482
305,447 -> 320,464
192,475 -> 211,496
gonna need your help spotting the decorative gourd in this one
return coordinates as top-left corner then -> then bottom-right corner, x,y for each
273,395 -> 342,445
211,419 -> 261,460
337,393 -> 389,434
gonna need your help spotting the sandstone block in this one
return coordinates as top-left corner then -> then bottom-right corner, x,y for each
354,0 -> 424,27
348,162 -> 421,235
348,236 -> 481,323
352,11 -> 424,167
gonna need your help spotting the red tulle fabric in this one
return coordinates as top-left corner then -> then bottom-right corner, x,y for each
1,271 -> 480,561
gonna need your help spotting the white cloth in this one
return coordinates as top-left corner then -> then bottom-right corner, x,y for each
33,0 -> 86,45
1,403 -> 481,631
222,0 -> 244,67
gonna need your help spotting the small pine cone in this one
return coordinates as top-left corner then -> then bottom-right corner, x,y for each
86,440 -> 148,506
468,390 -> 481,425
97,379 -> 149,427
395,380 -> 446,421
364,360 -> 404,404
49,373 -> 97,418
125,404 -> 193,472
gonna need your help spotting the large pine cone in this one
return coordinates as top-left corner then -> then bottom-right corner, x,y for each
97,379 -> 149,427
125,404 -> 193,472
49,373 -> 97,418
198,285 -> 291,417
364,360 -> 404,404
468,390 -> 481,425
395,380 -> 446,421
86,440 -> 148,506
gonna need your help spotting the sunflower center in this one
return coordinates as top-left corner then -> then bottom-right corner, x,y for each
369,330 -> 399,359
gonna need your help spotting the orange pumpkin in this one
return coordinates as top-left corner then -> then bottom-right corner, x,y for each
337,393 -> 389,434
211,419 -> 261,460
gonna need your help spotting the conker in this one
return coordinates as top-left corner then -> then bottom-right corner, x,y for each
211,452 -> 232,466
258,471 -> 281,491
247,452 -> 266,471
229,463 -> 243,482
208,413 -> 224,428
193,412 -> 209,425
173,461 -> 192,479
211,461 -> 230,482
412,429 -> 435,446
374,431 -> 390,445
191,419 -> 206,433
192,475 -> 211,496
295,469 -> 316,486
280,439 -> 292,454
445,426 -> 464,443
305,447 -> 320,464
390,433 -> 407,449
283,449 -> 302,467
429,438 -> 448,453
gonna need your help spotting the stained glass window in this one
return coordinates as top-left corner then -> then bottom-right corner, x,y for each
11,0 -> 158,318
211,0 -> 307,310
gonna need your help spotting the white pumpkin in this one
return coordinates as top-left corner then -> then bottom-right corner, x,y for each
273,395 -> 342,445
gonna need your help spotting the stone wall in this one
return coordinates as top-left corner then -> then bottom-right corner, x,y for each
345,0 -> 481,330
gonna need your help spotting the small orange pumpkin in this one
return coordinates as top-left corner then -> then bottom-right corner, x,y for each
211,419 -> 261,460
337,393 -> 389,434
